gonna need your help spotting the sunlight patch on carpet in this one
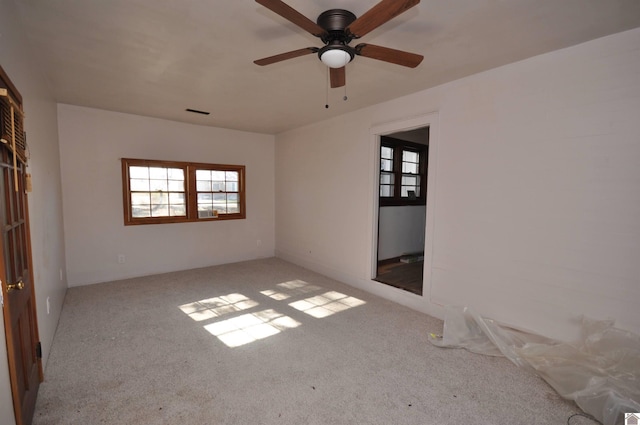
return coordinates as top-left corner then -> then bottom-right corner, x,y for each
179,293 -> 259,321
203,309 -> 301,347
260,279 -> 323,301
289,291 -> 366,318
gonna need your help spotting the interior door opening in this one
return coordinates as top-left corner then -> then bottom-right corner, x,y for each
374,126 -> 429,295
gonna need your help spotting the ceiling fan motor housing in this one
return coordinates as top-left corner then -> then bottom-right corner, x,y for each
317,9 -> 356,44
317,9 -> 357,66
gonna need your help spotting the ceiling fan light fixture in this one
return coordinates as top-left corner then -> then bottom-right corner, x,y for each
319,44 -> 354,68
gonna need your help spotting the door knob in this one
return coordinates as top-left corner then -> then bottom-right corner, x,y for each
7,281 -> 24,291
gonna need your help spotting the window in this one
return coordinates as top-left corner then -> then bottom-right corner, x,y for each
122,158 -> 245,225
379,137 -> 428,206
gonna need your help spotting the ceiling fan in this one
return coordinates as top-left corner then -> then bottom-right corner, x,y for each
254,0 -> 424,88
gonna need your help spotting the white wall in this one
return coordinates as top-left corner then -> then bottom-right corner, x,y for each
0,0 -> 68,422
58,105 -> 275,286
378,206 -> 426,260
276,27 -> 640,341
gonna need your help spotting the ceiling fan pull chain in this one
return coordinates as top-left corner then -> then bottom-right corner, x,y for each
343,84 -> 348,102
325,67 -> 330,109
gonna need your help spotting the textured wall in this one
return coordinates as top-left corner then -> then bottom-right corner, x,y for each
276,28 -> 640,341
58,105 -> 276,286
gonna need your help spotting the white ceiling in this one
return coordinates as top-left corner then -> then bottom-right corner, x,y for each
12,0 -> 640,134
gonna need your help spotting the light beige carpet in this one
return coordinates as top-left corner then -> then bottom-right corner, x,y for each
33,258 -> 588,424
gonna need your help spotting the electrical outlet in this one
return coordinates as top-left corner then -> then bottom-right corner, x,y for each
117,254 -> 125,264
46,297 -> 50,315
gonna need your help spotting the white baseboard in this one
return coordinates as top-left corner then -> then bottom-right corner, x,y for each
275,249 -> 445,321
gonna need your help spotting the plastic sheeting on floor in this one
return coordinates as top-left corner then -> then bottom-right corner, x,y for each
428,306 -> 640,425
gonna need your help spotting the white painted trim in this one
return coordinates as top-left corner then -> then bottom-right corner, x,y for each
368,112 -> 440,305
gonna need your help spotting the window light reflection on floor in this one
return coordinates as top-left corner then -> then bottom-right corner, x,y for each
289,291 -> 366,318
204,309 -> 301,348
260,279 -> 323,301
179,283 -> 364,348
178,293 -> 259,322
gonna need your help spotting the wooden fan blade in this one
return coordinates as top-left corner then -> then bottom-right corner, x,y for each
355,43 -> 423,68
254,47 -> 318,66
256,0 -> 327,37
330,67 -> 346,88
346,0 -> 419,38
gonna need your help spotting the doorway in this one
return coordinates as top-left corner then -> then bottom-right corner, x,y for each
374,127 -> 429,295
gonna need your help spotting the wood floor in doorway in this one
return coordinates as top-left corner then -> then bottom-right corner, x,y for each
375,259 -> 423,295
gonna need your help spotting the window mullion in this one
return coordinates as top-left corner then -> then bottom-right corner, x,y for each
393,146 -> 402,200
187,165 -> 197,220
420,149 -> 427,200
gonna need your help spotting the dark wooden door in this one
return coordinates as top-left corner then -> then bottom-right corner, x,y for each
1,68 -> 42,425
0,143 -> 41,425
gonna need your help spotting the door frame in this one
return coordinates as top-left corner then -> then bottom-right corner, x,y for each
368,112 -> 439,302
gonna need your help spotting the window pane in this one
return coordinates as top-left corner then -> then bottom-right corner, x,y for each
402,162 -> 419,174
150,179 -> 168,191
227,192 -> 239,213
151,204 -> 170,217
198,193 -> 212,203
380,185 -> 393,197
171,205 -> 186,216
381,146 -> 393,159
130,166 -> 149,179
401,186 -> 420,197
149,167 -> 167,179
402,175 -> 418,186
213,193 -> 226,213
226,171 -> 239,181
130,179 -> 149,191
211,182 -> 225,192
168,180 -> 184,191
226,182 -> 238,192
169,193 -> 186,216
167,168 -> 185,180
403,150 -> 419,163
131,193 -> 150,206
227,202 -> 239,213
212,171 -> 226,181
150,191 -> 170,216
132,206 -> 151,218
150,192 -> 168,206
197,180 -> 212,191
196,169 -> 211,180
169,192 -> 185,205
381,159 -> 393,172
380,172 -> 394,185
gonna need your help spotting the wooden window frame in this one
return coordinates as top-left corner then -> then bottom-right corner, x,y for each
379,136 -> 428,207
121,158 -> 246,225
